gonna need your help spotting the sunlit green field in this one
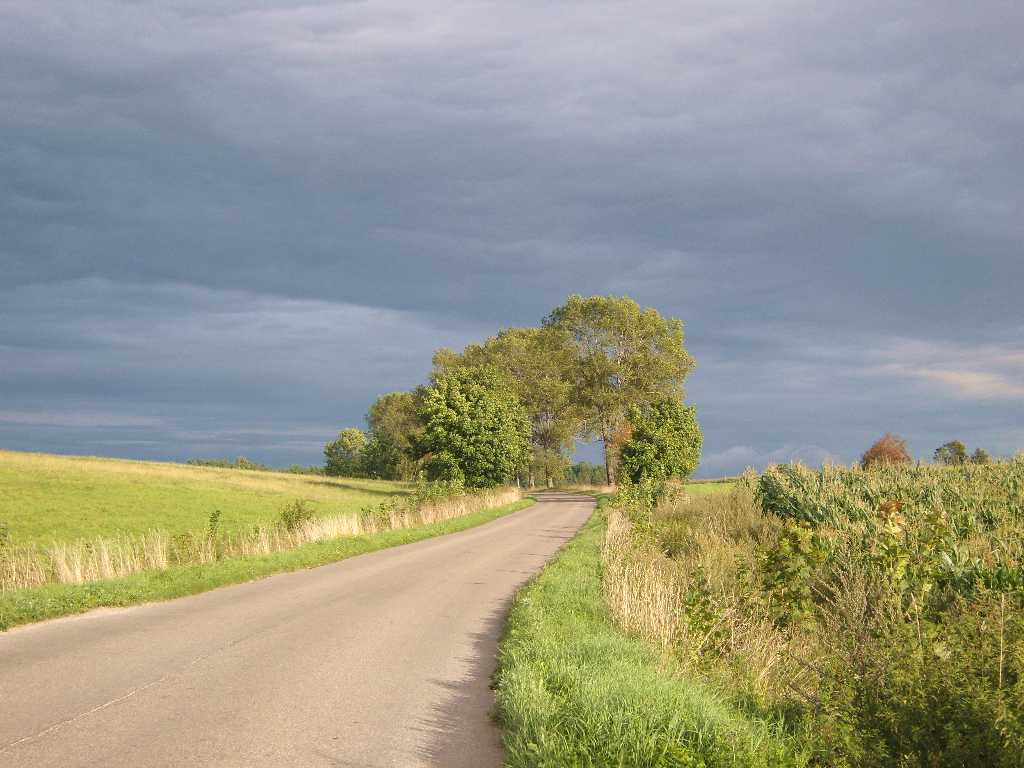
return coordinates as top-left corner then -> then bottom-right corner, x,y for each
684,478 -> 736,495
0,449 -> 410,546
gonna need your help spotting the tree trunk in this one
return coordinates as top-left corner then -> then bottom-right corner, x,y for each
603,428 -> 615,486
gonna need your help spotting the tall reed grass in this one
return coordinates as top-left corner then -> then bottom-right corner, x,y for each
0,486 -> 520,592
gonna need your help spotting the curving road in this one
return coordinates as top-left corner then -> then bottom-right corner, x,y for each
0,493 -> 593,768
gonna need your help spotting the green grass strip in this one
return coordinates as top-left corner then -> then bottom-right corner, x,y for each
0,498 -> 533,631
495,501 -> 808,768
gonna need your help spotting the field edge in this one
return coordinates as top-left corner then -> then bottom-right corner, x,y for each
493,496 -> 805,768
0,497 -> 534,632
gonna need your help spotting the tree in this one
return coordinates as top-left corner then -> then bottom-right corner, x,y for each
433,326 -> 578,488
619,398 -> 702,485
860,433 -> 912,468
934,440 -> 969,466
323,428 -> 367,476
363,391 -> 423,479
544,295 -> 694,485
416,366 -> 530,488
970,447 -> 991,465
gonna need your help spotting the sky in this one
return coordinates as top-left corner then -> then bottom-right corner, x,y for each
2,1 -> 1022,477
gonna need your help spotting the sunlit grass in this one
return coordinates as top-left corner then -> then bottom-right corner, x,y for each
0,449 -> 411,545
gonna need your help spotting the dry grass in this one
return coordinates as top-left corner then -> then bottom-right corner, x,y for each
0,486 -> 521,592
601,488 -> 802,700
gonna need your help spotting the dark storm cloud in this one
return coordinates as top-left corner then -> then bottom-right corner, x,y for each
1,1 -> 1022,470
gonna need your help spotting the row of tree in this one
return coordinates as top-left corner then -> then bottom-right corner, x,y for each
323,295 -> 703,488
860,433 -> 994,468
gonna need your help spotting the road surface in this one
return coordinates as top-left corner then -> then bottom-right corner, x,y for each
0,493 -> 593,768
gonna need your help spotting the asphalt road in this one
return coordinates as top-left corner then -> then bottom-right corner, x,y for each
0,493 -> 593,768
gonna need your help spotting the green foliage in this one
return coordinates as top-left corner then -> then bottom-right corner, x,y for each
187,456 -> 274,471
564,461 -> 608,485
417,365 -> 530,488
494,509 -> 805,768
934,439 -> 969,466
604,460 -> 1024,767
811,593 -> 1024,767
323,427 -> 367,476
279,499 -> 314,532
619,398 -> 702,486
360,434 -> 406,480
434,326 -> 579,486
544,295 -> 695,484
364,391 -> 423,480
756,520 -> 825,626
972,447 -> 992,465
757,459 -> 1024,527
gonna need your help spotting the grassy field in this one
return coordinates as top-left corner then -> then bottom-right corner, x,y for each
0,449 -> 410,545
684,478 -> 737,495
0,496 -> 533,631
495,498 -> 803,767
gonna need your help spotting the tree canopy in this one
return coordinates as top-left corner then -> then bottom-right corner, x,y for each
934,440 -> 969,466
362,391 -> 423,479
618,398 -> 702,486
416,366 -> 530,488
543,295 -> 694,484
324,427 -> 367,476
433,326 -> 577,486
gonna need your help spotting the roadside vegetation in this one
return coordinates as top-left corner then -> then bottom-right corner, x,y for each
589,459 -> 1024,767
0,465 -> 518,592
0,493 -> 531,631
496,495 -> 805,768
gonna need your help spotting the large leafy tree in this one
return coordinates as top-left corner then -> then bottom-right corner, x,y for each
433,326 -> 577,487
362,391 -> 423,479
416,366 -> 530,488
323,427 -> 367,476
543,295 -> 694,485
934,440 -> 969,466
970,447 -> 991,465
619,399 -> 702,485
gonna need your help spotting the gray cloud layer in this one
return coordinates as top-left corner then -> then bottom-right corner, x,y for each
2,1 -> 1022,472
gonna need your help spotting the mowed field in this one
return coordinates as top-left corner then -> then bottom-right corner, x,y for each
684,479 -> 736,495
0,449 -> 411,546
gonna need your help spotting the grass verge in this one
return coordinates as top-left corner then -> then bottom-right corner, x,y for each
494,499 -> 806,768
0,497 -> 533,631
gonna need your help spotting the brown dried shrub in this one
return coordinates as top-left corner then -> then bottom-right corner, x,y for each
860,432 -> 912,469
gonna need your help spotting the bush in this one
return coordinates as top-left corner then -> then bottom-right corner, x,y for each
279,499 -> 314,532
860,432 -> 911,468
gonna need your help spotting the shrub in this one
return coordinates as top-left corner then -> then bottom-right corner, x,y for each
860,432 -> 911,468
279,499 -> 314,532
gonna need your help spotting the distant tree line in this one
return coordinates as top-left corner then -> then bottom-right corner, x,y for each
860,434 -> 995,469
186,456 -> 323,475
322,295 -> 703,489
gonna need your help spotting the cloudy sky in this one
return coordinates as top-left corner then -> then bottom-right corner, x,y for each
2,1 -> 1022,476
